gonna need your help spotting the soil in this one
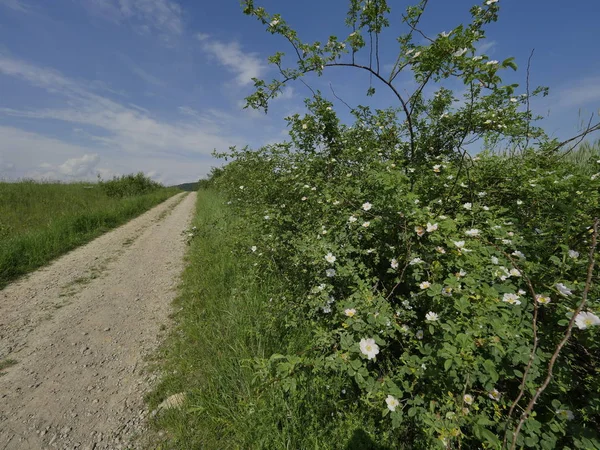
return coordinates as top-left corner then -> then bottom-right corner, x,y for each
0,192 -> 196,450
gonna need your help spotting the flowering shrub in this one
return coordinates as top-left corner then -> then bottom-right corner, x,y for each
98,172 -> 163,198
212,0 -> 600,448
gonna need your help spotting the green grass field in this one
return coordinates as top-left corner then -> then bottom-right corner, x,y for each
0,180 -> 179,289
563,138 -> 600,174
147,190 -> 390,450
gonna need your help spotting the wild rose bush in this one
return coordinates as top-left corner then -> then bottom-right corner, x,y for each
212,0 -> 600,448
216,135 -> 600,449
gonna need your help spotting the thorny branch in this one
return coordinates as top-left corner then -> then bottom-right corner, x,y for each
507,218 -> 599,450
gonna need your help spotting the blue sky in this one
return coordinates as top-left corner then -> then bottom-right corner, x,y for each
0,0 -> 599,185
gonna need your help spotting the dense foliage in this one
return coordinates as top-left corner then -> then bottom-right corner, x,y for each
198,0 -> 600,448
0,179 -> 177,288
99,172 -> 163,198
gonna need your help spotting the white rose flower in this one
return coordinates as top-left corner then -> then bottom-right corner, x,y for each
425,311 -> 439,321
454,241 -> 466,249
555,409 -> 575,421
385,395 -> 400,412
535,294 -> 551,305
441,287 -> 453,297
556,283 -> 572,296
574,311 -> 600,330
359,338 -> 380,360
488,389 -> 501,401
502,293 -> 521,305
512,250 -> 526,259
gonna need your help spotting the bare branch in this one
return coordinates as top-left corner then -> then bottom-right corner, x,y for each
523,49 -> 534,153
401,12 -> 434,44
388,0 -> 429,82
552,119 -> 600,156
557,114 -> 597,158
329,83 -> 353,112
326,62 -> 416,161
508,218 -> 599,450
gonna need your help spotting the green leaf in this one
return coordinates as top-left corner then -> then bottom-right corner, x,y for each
350,359 -> 362,370
502,57 -> 518,71
479,426 -> 501,447
525,437 -> 538,447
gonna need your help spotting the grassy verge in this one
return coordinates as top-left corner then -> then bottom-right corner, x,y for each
146,189 -> 396,450
0,358 -> 17,376
0,181 -> 179,288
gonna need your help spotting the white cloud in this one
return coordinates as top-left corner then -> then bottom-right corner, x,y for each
475,40 -> 497,55
83,0 -> 183,41
0,55 -> 257,184
552,77 -> 600,109
0,54 -> 245,156
58,154 -> 100,178
0,0 -> 29,12
197,34 -> 267,87
0,125 -> 215,184
0,125 -> 101,180
273,86 -> 295,101
0,156 -> 15,178
118,53 -> 165,87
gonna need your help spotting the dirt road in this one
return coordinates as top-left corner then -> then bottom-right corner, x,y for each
0,192 -> 196,450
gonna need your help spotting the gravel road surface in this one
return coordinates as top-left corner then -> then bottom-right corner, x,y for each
0,192 -> 196,449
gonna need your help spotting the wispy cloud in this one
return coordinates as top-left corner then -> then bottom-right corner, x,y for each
273,86 -> 295,101
83,0 -> 183,42
0,55 -> 255,183
475,40 -> 497,55
552,77 -> 600,109
197,33 -> 267,87
57,154 -> 100,178
0,0 -> 29,12
0,124 -> 219,184
118,53 -> 165,87
0,125 -> 102,180
0,54 -> 244,155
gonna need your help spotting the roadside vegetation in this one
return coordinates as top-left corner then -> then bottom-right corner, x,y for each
0,173 -> 179,288
562,138 -> 600,175
149,0 -> 600,448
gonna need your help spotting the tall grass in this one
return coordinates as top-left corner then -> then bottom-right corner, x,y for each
146,190 -> 399,449
0,179 -> 179,288
562,138 -> 600,174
